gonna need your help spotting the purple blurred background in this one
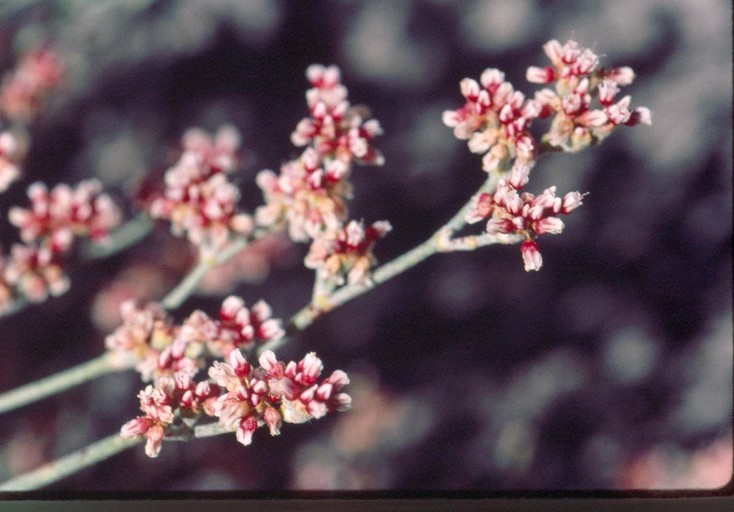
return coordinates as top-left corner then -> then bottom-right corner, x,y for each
0,0 -> 731,492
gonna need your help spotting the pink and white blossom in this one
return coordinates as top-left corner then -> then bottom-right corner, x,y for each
464,180 -> 585,271
527,39 -> 651,152
9,180 -> 121,252
257,65 -> 384,244
0,47 -> 63,122
148,126 -> 254,254
305,219 -> 391,286
443,68 -> 539,175
207,349 -> 351,447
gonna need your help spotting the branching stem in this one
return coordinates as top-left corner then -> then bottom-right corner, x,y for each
288,174 -> 503,333
0,352 -> 122,415
1,175 -> 511,489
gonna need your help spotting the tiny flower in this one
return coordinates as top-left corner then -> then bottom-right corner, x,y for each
9,180 -> 121,252
263,406 -> 282,436
561,191 -> 585,214
465,193 -> 494,224
147,126 -> 253,254
521,239 -> 543,272
534,217 -> 565,235
207,349 -> 351,447
528,40 -> 651,152
304,219 -> 391,286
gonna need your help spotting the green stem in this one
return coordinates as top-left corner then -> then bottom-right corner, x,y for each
287,174 -> 501,333
0,422 -> 230,491
0,353 -> 123,415
81,213 -> 154,260
0,433 -> 142,491
160,235 -> 252,310
0,234 -> 255,414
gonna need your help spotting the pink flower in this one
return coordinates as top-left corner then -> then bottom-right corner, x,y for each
465,180 -> 584,271
0,131 -> 21,193
120,380 -> 176,458
148,126 -> 253,254
2,243 -> 69,303
443,68 -> 539,174
521,240 -> 543,272
0,47 -> 63,122
255,152 -> 350,242
207,349 -> 351,447
293,64 -> 384,166
304,220 -> 391,286
121,370 -> 223,458
528,40 -> 651,152
104,300 -> 173,372
257,65 -> 384,244
8,180 -> 121,252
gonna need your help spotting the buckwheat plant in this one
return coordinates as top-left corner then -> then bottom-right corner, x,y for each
0,39 -> 650,491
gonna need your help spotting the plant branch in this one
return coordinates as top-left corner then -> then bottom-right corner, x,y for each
0,233 -> 258,413
0,352 -> 124,415
0,433 -> 142,491
0,421 -> 231,491
82,213 -> 154,260
286,174 -> 502,334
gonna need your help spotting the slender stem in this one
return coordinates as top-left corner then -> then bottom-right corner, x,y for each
160,236 -> 250,310
0,352 -> 123,415
0,235 -> 255,413
0,422 -> 231,490
1,175 -> 507,487
288,174 -> 501,333
193,422 -> 229,438
81,213 -> 154,260
0,433 -> 142,491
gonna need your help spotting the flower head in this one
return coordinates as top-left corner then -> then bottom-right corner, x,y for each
207,349 -> 350,447
148,126 -> 253,254
8,180 -> 121,253
305,219 -> 391,286
0,47 -> 63,122
443,69 -> 540,174
465,180 -> 585,271
256,65 -> 384,244
528,39 -> 651,152
120,373 -> 222,457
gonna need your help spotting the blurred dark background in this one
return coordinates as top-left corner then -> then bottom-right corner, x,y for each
0,0 -> 731,492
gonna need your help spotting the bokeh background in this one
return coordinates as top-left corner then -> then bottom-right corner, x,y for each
0,0 -> 731,492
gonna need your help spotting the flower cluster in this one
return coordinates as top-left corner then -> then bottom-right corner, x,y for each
291,64 -> 384,166
121,373 -> 221,457
117,307 -> 351,458
443,39 -> 651,174
256,65 -> 389,288
9,180 -> 119,251
305,219 -> 392,286
105,295 -> 285,381
443,39 -> 650,271
148,126 -> 254,255
0,47 -> 63,123
209,349 -> 351,447
442,68 -> 541,177
465,180 -> 584,271
0,180 -> 120,311
528,39 -> 652,152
